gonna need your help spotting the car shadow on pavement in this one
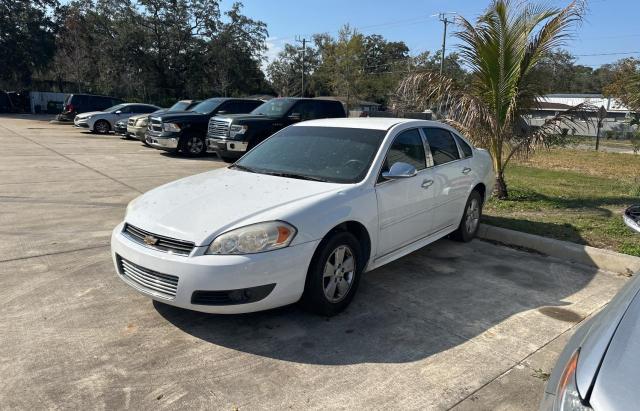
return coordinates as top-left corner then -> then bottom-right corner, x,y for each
158,151 -> 224,162
154,238 -> 600,366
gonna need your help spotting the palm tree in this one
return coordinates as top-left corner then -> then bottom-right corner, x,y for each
394,0 -> 592,199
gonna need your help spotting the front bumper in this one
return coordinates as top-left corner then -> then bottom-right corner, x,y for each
114,124 -> 127,134
127,125 -> 147,140
206,137 -> 248,158
73,118 -> 90,129
145,131 -> 179,151
110,222 -> 318,314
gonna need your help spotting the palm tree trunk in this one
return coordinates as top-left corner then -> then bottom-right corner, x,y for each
495,172 -> 508,199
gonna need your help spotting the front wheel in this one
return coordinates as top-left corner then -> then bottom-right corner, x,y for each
180,134 -> 206,157
300,232 -> 363,316
452,190 -> 482,242
93,120 -> 110,134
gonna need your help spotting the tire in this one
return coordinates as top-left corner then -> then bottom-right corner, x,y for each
452,190 -> 483,242
180,134 -> 206,157
93,120 -> 110,134
300,231 -> 363,316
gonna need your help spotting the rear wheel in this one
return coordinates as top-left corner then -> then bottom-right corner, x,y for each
94,120 -> 110,134
452,190 -> 482,242
300,231 -> 363,316
180,134 -> 206,157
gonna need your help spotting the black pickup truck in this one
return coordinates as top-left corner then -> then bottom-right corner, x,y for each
145,98 -> 264,156
206,98 -> 347,162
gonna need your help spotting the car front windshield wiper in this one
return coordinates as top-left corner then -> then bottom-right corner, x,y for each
230,164 -> 256,173
261,171 -> 329,182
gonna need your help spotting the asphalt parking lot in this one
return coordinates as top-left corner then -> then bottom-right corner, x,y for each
0,115 -> 630,410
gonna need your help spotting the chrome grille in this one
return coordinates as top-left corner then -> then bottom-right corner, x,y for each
117,255 -> 178,299
123,224 -> 195,256
207,118 -> 230,139
149,117 -> 163,132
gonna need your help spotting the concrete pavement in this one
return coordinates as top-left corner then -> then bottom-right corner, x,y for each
0,115 -> 629,410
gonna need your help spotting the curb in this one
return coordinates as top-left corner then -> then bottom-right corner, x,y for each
477,224 -> 640,275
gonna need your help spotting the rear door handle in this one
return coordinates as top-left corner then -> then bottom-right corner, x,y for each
421,179 -> 434,189
462,167 -> 472,175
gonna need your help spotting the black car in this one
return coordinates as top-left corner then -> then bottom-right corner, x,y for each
57,94 -> 124,121
206,98 -> 347,162
145,98 -> 264,156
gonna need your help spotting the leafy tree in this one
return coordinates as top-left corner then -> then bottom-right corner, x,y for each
394,0 -> 590,199
267,43 -> 320,97
603,58 -> 640,111
0,0 -> 60,89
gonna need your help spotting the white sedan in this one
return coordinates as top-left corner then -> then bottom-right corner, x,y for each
111,118 -> 494,315
74,103 -> 160,134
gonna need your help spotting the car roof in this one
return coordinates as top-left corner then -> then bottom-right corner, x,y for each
294,117 -> 446,131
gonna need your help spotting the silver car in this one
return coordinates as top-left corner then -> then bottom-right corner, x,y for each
73,103 -> 160,134
541,205 -> 640,411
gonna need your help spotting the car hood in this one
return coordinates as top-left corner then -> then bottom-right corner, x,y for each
219,114 -> 279,124
76,111 -> 105,118
570,272 -> 640,402
155,111 -> 206,122
588,275 -> 640,410
125,168 -> 344,245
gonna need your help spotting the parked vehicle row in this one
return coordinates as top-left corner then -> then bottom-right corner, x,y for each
145,98 -> 264,156
207,97 -> 347,162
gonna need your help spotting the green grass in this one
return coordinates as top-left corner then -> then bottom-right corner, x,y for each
483,149 -> 640,257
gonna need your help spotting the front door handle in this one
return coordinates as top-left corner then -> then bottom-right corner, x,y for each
421,179 -> 434,189
462,167 -> 472,175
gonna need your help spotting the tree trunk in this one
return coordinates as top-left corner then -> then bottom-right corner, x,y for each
494,173 -> 508,199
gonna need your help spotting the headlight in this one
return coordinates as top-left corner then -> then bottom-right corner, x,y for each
554,351 -> 592,411
206,221 -> 297,255
85,116 -> 93,120
163,122 -> 181,132
136,118 -> 148,127
229,124 -> 248,138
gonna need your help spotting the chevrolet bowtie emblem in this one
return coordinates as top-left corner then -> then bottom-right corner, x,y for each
143,235 -> 159,245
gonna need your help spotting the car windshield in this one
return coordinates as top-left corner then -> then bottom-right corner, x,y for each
191,98 -> 225,114
251,99 -> 295,117
168,101 -> 190,112
235,126 -> 387,184
105,104 -> 127,113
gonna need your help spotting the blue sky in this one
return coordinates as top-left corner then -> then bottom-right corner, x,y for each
221,0 -> 640,68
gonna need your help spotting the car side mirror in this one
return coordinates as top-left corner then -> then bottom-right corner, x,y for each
624,205 -> 640,234
288,113 -> 301,121
382,162 -> 418,179
115,110 -> 122,114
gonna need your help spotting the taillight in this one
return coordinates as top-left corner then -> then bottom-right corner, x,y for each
66,103 -> 74,112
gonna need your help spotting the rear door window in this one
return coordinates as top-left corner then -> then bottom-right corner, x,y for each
454,134 -> 473,158
423,128 -> 461,166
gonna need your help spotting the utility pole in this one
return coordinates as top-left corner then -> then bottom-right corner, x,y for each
295,36 -> 309,97
437,12 -> 457,76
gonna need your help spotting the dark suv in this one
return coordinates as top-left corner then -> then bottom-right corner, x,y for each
145,98 -> 264,156
206,98 -> 347,162
58,94 -> 124,121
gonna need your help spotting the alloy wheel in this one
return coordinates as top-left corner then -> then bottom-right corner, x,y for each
95,121 -> 109,134
187,136 -> 204,154
465,198 -> 480,234
323,245 -> 356,303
